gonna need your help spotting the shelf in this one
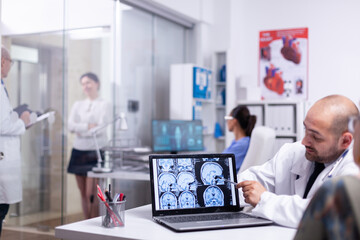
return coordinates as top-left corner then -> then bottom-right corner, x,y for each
193,98 -> 214,103
237,99 -> 303,105
237,100 -> 305,153
213,51 -> 227,151
203,132 -> 214,137
170,64 -> 218,152
276,134 -> 297,138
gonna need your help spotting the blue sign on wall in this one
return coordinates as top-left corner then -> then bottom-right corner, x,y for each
193,67 -> 211,99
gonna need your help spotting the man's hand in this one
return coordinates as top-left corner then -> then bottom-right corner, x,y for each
236,181 -> 266,207
20,111 -> 31,126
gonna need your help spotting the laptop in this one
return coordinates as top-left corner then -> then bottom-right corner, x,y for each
149,153 -> 273,232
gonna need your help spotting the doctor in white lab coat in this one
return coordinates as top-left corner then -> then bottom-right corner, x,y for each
0,45 -> 30,235
237,95 -> 360,228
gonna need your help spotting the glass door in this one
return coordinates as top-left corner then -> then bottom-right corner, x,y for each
1,0 -> 193,237
4,39 -> 66,230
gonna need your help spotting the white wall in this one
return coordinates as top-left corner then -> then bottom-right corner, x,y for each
6,0 -> 359,106
152,0 -> 202,22
1,0 -> 113,35
152,0 -> 214,24
229,0 -> 360,107
150,0 -> 229,68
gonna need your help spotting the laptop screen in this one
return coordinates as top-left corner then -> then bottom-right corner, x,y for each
149,154 -> 240,216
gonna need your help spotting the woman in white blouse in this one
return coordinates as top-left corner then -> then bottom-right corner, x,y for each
67,72 -> 111,219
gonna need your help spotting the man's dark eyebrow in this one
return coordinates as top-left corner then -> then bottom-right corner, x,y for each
303,121 -> 322,136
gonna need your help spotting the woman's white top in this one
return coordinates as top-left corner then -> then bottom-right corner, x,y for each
68,97 -> 111,151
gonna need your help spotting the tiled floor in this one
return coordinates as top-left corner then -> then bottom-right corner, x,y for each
2,228 -> 58,240
2,212 -> 84,240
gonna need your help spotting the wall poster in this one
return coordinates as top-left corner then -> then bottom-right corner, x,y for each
259,28 -> 308,100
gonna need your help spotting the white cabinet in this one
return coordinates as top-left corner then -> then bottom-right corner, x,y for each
237,100 -> 305,153
170,64 -> 216,152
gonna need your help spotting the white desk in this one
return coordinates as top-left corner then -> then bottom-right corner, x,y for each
55,204 -> 296,240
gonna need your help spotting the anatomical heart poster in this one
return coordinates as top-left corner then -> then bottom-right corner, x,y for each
259,28 -> 308,100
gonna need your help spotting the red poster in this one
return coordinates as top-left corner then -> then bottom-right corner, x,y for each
259,28 -> 308,100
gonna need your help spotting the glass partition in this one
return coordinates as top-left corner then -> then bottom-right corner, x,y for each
1,0 -> 190,237
64,28 -> 113,222
3,33 -> 66,235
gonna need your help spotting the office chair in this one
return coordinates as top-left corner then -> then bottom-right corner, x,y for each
238,126 -> 276,173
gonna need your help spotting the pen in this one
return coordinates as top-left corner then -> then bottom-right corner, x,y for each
97,185 -> 105,199
97,192 -> 118,226
322,149 -> 349,181
113,193 -> 120,203
97,185 -> 123,226
222,178 -> 237,185
105,190 -> 113,202
214,176 -> 237,185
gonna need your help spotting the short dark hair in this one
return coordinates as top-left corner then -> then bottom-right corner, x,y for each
231,105 -> 257,136
80,72 -> 100,88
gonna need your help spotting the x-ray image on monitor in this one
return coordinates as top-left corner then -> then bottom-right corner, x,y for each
200,162 -> 223,185
153,155 -> 236,211
152,120 -> 204,153
158,158 -> 175,172
160,192 -> 177,209
158,173 -> 177,192
177,172 -> 195,191
177,158 -> 193,172
203,186 -> 224,207
179,191 -> 196,208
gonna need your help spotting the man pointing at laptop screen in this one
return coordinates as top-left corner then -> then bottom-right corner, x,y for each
236,95 -> 360,228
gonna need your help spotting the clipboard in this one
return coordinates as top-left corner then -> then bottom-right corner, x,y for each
26,111 -> 55,128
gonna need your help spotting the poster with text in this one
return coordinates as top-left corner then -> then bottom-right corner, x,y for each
259,28 -> 308,100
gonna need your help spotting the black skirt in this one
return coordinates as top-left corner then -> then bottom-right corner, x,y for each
67,149 -> 104,176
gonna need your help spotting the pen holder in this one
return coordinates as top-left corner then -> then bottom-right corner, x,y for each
101,200 -> 126,228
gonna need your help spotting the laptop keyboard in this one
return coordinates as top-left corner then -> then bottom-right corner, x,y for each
162,212 -> 254,223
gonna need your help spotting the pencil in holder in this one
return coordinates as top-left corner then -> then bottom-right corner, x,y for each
101,200 -> 126,228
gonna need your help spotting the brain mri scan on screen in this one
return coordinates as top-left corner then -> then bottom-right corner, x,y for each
155,156 -> 234,210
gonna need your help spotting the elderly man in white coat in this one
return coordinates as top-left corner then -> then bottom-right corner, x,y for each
236,95 -> 360,228
0,45 -> 30,236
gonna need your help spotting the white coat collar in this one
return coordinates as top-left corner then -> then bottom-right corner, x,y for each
291,148 -> 350,197
291,154 -> 311,196
290,148 -> 348,177
291,155 -> 312,177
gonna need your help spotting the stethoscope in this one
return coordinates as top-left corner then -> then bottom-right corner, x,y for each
295,149 -> 349,181
322,149 -> 349,181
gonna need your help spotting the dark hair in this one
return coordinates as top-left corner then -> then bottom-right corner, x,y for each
80,72 -> 100,88
231,105 -> 257,136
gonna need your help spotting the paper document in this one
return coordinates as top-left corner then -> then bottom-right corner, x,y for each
36,111 -> 54,122
26,111 -> 55,128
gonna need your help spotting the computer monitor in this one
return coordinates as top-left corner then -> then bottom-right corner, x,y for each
152,120 -> 204,153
